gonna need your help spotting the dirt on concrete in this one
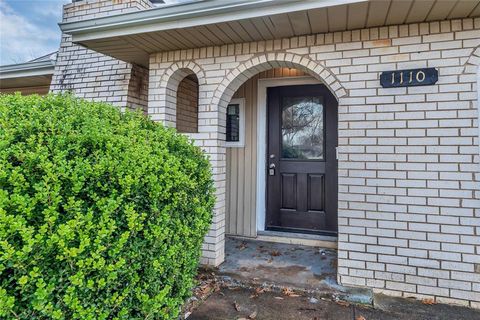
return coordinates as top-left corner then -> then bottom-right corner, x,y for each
188,285 -> 480,320
220,238 -> 339,292
219,237 -> 372,304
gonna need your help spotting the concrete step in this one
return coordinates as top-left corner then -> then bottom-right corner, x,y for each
217,237 -> 373,305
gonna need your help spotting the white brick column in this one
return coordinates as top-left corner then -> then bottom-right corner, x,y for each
192,80 -> 228,266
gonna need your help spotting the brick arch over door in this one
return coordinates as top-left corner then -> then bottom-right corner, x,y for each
210,52 -> 346,247
210,53 -> 347,126
153,61 -> 206,126
463,46 -> 480,72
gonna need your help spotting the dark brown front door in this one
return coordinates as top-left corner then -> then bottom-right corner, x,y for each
266,84 -> 337,235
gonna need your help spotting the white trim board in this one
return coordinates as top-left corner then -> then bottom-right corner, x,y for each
255,76 -> 322,233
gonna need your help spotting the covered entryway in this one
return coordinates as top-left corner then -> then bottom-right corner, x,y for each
223,64 -> 341,244
266,84 -> 338,235
219,66 -> 346,299
218,66 -> 345,299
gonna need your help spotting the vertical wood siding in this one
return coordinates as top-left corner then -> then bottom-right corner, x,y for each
226,68 -> 307,237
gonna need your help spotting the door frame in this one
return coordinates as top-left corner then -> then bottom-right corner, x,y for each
256,76 -> 332,232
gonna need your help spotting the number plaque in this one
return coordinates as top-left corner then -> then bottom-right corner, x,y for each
380,68 -> 438,88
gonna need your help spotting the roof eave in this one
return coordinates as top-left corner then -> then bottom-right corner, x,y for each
61,0 -> 366,42
0,60 -> 55,80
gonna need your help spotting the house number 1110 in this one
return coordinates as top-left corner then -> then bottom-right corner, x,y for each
393,70 -> 425,84
380,68 -> 438,88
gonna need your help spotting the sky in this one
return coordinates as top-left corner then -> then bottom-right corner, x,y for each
0,0 -> 187,66
0,0 -> 69,65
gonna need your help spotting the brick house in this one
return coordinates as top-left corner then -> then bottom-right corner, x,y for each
1,0 -> 479,308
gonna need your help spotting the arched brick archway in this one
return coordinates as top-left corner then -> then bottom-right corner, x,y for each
464,46 -> 480,73
200,52 -> 347,266
151,61 -> 206,126
211,53 -> 347,120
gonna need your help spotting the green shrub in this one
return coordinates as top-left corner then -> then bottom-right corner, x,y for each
0,94 -> 214,319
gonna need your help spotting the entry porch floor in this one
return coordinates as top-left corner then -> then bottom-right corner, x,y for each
217,237 -> 371,303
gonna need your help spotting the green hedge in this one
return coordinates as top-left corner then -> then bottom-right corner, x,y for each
0,94 -> 214,319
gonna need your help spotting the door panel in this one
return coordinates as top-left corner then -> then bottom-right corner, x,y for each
308,174 -> 325,211
281,173 -> 297,209
266,84 -> 337,235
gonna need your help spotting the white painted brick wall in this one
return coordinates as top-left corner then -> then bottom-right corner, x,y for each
148,17 -> 480,308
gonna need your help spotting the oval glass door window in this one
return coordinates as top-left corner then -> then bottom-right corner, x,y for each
281,96 -> 324,160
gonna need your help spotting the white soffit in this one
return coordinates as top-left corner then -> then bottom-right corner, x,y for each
0,75 -> 53,89
0,60 -> 55,89
61,0 -> 480,66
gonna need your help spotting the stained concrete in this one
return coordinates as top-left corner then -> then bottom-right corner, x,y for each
189,286 -> 355,320
189,286 -> 480,320
374,294 -> 480,319
218,237 -> 372,304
